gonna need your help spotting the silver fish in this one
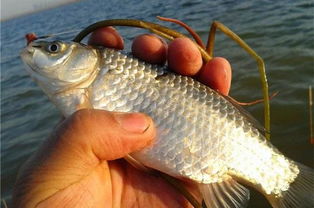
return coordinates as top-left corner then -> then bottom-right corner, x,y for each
21,40 -> 313,208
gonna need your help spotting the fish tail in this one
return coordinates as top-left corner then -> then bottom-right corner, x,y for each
266,162 -> 314,208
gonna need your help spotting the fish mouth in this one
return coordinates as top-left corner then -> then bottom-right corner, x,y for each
20,45 -> 35,59
21,44 -> 37,56
20,46 -> 40,74
20,41 -> 44,56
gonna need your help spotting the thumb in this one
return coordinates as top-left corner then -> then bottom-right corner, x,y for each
12,109 -> 156,208
60,109 -> 156,161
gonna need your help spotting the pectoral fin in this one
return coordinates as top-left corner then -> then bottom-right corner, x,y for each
124,154 -> 153,173
75,92 -> 93,111
198,178 -> 250,208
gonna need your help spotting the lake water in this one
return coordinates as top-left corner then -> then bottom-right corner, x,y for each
1,0 -> 313,207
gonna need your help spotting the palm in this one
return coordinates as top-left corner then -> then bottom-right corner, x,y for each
108,159 -> 197,207
35,159 -> 196,207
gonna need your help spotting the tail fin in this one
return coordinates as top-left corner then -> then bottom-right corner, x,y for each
266,162 -> 314,208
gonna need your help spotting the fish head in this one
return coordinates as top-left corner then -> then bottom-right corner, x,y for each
20,40 -> 98,94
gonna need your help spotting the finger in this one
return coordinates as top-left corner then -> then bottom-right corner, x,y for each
59,109 -> 156,161
168,37 -> 202,76
88,27 -> 124,50
197,57 -> 232,96
131,34 -> 167,64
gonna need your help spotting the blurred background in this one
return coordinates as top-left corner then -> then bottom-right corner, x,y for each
1,0 -> 79,21
1,0 -> 313,207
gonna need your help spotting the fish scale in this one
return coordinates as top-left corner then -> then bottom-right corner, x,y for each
21,41 -> 313,208
92,48 -> 289,186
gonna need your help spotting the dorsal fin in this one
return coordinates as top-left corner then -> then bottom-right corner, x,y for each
222,93 -> 268,135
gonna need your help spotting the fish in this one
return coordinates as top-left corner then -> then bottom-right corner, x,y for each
21,40 -> 313,208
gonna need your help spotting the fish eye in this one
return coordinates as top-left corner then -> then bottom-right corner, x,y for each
47,43 -> 60,53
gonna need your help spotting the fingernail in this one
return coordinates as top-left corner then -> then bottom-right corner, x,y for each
114,113 -> 150,133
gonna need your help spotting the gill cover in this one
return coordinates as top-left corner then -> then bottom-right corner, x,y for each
21,40 -> 98,93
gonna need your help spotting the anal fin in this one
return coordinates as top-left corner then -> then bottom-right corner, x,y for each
199,178 -> 250,208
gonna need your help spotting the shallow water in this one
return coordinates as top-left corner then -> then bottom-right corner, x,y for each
1,0 -> 313,206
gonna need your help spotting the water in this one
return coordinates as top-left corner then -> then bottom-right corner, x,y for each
1,0 -> 313,206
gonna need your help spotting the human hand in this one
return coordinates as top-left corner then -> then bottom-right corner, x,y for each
19,26 -> 219,208
12,109 -> 200,208
88,26 -> 232,96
